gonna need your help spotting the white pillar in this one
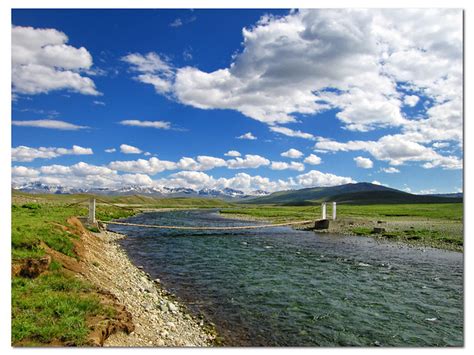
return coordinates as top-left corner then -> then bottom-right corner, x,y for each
332,202 -> 337,220
322,202 -> 327,220
88,198 -> 96,224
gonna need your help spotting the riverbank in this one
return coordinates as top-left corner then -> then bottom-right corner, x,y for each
82,227 -> 216,346
219,208 -> 463,252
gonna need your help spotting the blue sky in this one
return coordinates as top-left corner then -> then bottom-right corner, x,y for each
11,9 -> 463,194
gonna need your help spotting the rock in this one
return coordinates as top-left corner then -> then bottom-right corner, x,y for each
372,227 -> 386,234
153,278 -> 161,284
168,302 -> 178,312
377,220 -> 385,224
314,219 -> 330,230
160,304 -> 169,312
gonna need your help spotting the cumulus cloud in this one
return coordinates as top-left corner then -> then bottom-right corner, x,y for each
224,150 -> 241,157
12,166 -> 40,177
169,18 -> 183,27
315,135 -> 462,170
122,9 -> 462,172
270,161 -> 305,172
121,52 -> 174,94
109,157 -> 176,175
105,148 -> 116,153
403,95 -> 420,107
380,167 -> 400,173
12,145 -> 93,162
269,126 -> 315,140
12,119 -> 88,130
354,156 -> 374,169
165,10 -> 460,132
12,25 -> 100,96
119,120 -> 171,129
237,132 -> 257,140
304,154 -> 322,165
120,144 -> 142,154
296,170 -> 355,187
281,148 -> 303,159
226,154 -> 270,169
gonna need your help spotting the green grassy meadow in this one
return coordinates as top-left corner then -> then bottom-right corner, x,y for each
221,203 -> 463,251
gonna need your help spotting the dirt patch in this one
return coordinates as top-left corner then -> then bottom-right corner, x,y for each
86,290 -> 135,346
12,255 -> 51,278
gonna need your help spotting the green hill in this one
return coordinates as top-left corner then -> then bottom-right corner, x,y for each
244,183 -> 463,205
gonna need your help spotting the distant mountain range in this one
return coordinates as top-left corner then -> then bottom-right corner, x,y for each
11,182 -> 270,199
12,181 -> 463,204
244,182 -> 463,205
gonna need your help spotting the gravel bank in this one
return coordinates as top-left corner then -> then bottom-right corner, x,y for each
82,229 -> 215,347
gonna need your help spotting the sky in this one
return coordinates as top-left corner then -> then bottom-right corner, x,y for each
11,8 -> 463,194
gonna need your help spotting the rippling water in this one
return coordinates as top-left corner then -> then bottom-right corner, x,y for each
110,209 -> 463,346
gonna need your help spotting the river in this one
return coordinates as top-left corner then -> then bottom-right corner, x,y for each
109,209 -> 463,346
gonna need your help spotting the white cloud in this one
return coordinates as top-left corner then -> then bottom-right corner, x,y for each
354,156 -> 374,169
196,156 -> 227,170
124,9 -> 462,171
169,18 -> 183,27
120,144 -> 142,154
237,132 -> 257,140
121,52 -> 174,94
12,119 -> 88,130
12,145 -> 93,162
224,150 -> 241,157
418,188 -> 437,195
105,148 -> 116,153
93,100 -> 106,106
281,148 -> 303,159
119,120 -> 171,129
12,25 -> 100,96
167,9 -> 462,132
12,166 -> 39,177
227,154 -> 270,169
315,135 -> 462,170
372,180 -> 382,185
175,156 -> 227,171
403,95 -> 420,107
380,167 -> 400,173
270,161 -> 305,172
296,170 -> 355,187
432,142 -> 450,149
12,163 -> 356,194
269,126 -> 315,140
304,154 -> 322,165
109,157 -> 176,175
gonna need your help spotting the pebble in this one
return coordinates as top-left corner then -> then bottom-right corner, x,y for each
82,230 -> 213,347
168,302 -> 179,312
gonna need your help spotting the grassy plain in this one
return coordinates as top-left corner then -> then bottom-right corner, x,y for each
220,203 -> 463,251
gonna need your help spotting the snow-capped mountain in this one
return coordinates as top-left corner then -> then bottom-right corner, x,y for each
12,182 -> 270,199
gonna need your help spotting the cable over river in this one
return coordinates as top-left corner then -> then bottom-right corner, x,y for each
108,209 -> 463,346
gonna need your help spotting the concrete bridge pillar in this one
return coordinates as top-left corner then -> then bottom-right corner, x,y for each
88,198 -> 96,224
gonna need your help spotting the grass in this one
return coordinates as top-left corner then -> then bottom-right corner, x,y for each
221,203 -> 463,251
11,272 -> 113,345
11,199 -> 135,346
221,203 -> 463,222
11,191 -> 232,346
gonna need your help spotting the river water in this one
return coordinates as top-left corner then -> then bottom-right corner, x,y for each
109,209 -> 463,346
